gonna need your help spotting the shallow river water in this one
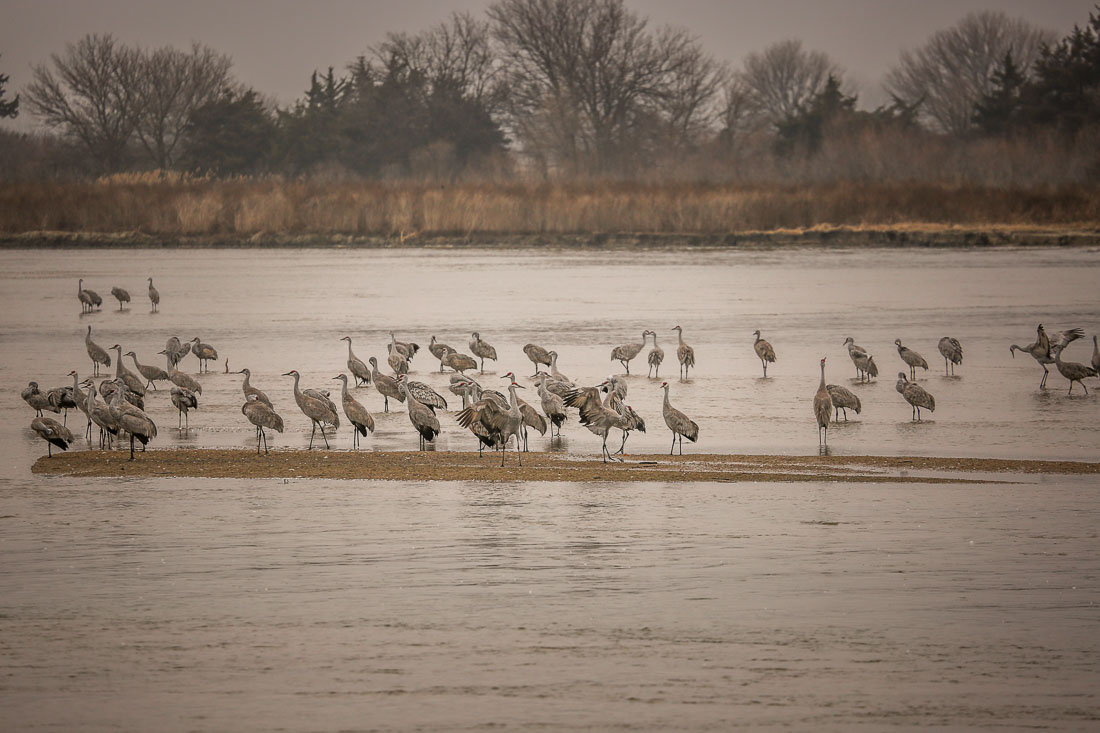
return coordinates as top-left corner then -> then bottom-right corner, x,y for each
1,245 -> 1099,730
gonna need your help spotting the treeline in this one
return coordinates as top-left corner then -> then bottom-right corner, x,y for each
1,0 -> 1099,186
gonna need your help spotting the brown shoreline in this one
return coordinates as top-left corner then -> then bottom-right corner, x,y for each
30,449 -> 1100,483
4,225 -> 1100,250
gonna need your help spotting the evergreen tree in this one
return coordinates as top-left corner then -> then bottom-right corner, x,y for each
0,56 -> 18,119
774,74 -> 855,155
1020,9 -> 1100,132
180,89 -> 275,175
973,52 -> 1027,135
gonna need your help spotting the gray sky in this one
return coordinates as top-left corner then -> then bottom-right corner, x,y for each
1,0 -> 1096,129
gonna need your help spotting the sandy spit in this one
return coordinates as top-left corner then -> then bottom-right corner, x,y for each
30,450 -> 1100,483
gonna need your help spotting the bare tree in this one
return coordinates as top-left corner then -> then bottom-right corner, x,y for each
131,44 -> 233,169
372,13 -> 505,114
885,11 -> 1054,135
24,34 -> 140,172
735,40 -> 838,129
488,0 -> 721,173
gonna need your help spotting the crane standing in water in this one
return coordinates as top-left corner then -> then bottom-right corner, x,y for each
813,358 -> 833,447
753,330 -> 776,378
672,326 -> 695,379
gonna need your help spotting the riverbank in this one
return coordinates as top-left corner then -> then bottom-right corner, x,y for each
30,449 -> 1100,483
5,224 -> 1100,250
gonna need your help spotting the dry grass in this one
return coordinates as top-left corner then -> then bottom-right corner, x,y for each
1,178 -> 1098,237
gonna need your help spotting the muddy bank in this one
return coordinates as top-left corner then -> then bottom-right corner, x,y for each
30,449 -> 1100,483
4,226 -> 1100,250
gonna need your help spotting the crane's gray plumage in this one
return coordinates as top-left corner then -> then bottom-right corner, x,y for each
1052,343 -> 1098,395
99,378 -> 144,411
236,368 -> 272,407
672,326 -> 695,379
22,382 -> 60,417
170,386 -> 199,429
83,382 -> 120,449
369,357 -> 405,412
110,345 -> 146,397
895,339 -> 928,380
147,277 -> 160,312
108,386 -> 157,460
45,384 -> 78,425
110,286 -> 130,310
242,394 -> 284,454
501,373 -> 548,451
284,369 -> 339,449
398,375 -> 441,450
1010,324 -> 1084,388
67,371 -> 91,438
566,381 -> 630,462
31,416 -> 73,457
826,384 -> 861,422
406,380 -> 448,412
334,374 -> 375,449
341,336 -> 371,386
454,381 -> 500,454
457,380 -> 526,465
661,381 -> 699,456
442,351 -> 478,373
844,337 -> 874,381
387,332 -> 420,362
78,279 -> 101,312
534,373 -> 567,437
128,351 -> 168,390
611,331 -> 647,374
160,351 -> 202,395
938,337 -> 963,376
523,343 -> 552,376
753,330 -> 777,377
813,358 -> 833,446
165,336 -> 190,368
896,372 -> 935,421
469,332 -> 498,373
646,330 -> 664,378
430,336 -> 457,372
190,337 -> 219,373
86,325 -> 111,376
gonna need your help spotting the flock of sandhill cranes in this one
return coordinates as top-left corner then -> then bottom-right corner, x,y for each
22,280 -> 1100,462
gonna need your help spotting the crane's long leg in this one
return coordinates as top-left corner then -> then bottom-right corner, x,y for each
129,434 -> 135,461
256,426 -> 261,455
384,397 -> 389,413
262,428 -> 269,455
670,432 -> 676,455
516,435 -> 522,467
320,424 -> 329,449
309,422 -> 317,449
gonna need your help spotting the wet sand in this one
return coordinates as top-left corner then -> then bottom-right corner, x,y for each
31,449 -> 1100,483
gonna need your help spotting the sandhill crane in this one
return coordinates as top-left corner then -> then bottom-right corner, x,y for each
565,380 -> 628,463
501,373 -> 547,451
190,337 -> 219,373
334,374 -> 375,449
611,331 -> 647,374
938,337 -> 963,376
387,332 -> 420,362
607,374 -> 628,401
397,375 -> 441,450
99,377 -> 144,411
456,379 -> 525,465
646,330 -> 664,378
67,371 -> 91,438
813,358 -> 833,446
672,326 -> 695,379
128,352 -> 168,390
369,357 -> 405,412
387,347 -> 409,376
470,332 -> 498,373
455,381 -> 501,455
45,385 -> 78,425
83,382 -> 120,449
753,330 -> 777,377
826,384 -> 861,421
896,372 -> 936,421
661,381 -> 699,455
548,351 -> 571,384
170,386 -> 199,429
534,373 -> 567,437
451,374 -> 482,402
242,394 -> 284,454
609,396 -> 645,456
284,370 -> 339,449
1094,335 -> 1100,375
22,382 -> 60,417
442,351 -> 478,373
31,416 -> 73,457
77,279 -> 101,312
523,343 -> 552,376
165,336 -> 190,368
86,325 -> 111,376
109,345 -> 146,396
429,336 -> 457,372
844,337 -> 868,379
109,387 -> 157,460
236,368 -> 272,407
110,286 -> 130,311
1052,344 -> 1098,395
159,352 -> 202,395
895,339 -> 928,380
147,277 -> 160,312
406,380 -> 448,412
339,336 -> 372,386
1010,324 -> 1084,388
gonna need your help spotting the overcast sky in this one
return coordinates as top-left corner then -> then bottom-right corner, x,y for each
2,0 -> 1096,129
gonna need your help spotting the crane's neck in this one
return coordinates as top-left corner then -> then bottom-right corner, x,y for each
346,341 -> 355,359
78,279 -> 83,294
677,330 -> 685,346
129,353 -> 142,370
507,386 -> 521,415
662,386 -> 671,408
241,371 -> 252,391
113,347 -> 124,376
86,325 -> 92,341
651,333 -> 658,346
340,377 -> 351,400
819,362 -> 826,390
290,372 -> 302,398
